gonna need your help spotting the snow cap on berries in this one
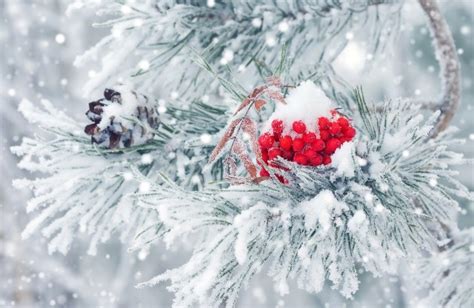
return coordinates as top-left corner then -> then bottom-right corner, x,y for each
264,80 -> 334,135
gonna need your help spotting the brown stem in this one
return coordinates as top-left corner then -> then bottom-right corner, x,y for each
418,0 -> 461,138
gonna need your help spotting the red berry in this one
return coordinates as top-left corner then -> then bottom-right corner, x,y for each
309,154 -> 323,166
322,156 -> 332,165
329,123 -> 342,135
268,147 -> 282,160
343,127 -> 356,139
319,130 -> 330,141
303,148 -> 317,159
318,117 -> 330,129
339,136 -> 350,143
281,150 -> 293,160
292,138 -> 305,152
261,149 -> 269,162
337,117 -> 350,128
279,135 -> 293,151
259,168 -> 270,177
258,133 -> 275,149
273,132 -> 281,141
292,121 -> 306,134
294,153 -> 308,165
303,132 -> 316,143
272,119 -> 284,134
311,139 -> 325,151
325,138 -> 342,154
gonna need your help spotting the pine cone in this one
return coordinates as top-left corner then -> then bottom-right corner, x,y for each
84,86 -> 160,149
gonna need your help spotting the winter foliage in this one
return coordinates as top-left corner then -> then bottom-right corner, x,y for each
415,228 -> 474,307
11,89 -> 228,255
6,0 -> 474,307
71,0 -> 403,97
131,83 -> 472,307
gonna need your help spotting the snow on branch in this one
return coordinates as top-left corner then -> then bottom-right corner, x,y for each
418,0 -> 461,137
11,92 -> 229,255
413,228 -> 474,307
132,83 -> 473,307
71,0 -> 403,97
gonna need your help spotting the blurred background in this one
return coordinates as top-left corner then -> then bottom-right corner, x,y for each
1,0 -> 472,307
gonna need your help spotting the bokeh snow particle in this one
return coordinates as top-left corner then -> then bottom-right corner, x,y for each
55,33 -> 66,44
200,133 -> 212,144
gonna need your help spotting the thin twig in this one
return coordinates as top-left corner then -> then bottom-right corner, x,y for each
418,0 -> 461,138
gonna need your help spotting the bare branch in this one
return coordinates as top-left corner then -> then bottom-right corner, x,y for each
418,0 -> 461,138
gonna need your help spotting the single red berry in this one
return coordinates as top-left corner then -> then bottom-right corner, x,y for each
329,122 -> 342,135
337,117 -> 350,128
303,148 -> 317,159
268,147 -> 282,160
330,109 -> 338,117
309,154 -> 323,166
281,150 -> 293,160
258,132 -> 275,149
303,132 -> 316,143
319,130 -> 330,141
292,138 -> 305,152
259,168 -> 270,177
261,149 -> 269,162
292,121 -> 306,134
311,139 -> 325,152
325,138 -> 342,154
271,119 -> 284,134
318,117 -> 330,129
322,156 -> 332,165
343,126 -> 356,139
279,135 -> 293,151
294,153 -> 308,165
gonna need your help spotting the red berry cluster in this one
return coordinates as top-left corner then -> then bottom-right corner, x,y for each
257,112 -> 355,178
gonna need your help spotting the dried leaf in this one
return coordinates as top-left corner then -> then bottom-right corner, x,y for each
241,118 -> 260,162
266,76 -> 282,87
233,98 -> 252,115
268,90 -> 286,104
253,176 -> 269,184
254,99 -> 266,111
209,118 -> 242,163
232,140 -> 257,178
233,85 -> 266,115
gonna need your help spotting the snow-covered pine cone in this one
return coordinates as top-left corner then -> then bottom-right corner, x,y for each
84,86 -> 160,149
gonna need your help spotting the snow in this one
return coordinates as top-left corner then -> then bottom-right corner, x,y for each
5,0 -> 474,307
347,210 -> 367,233
368,152 -> 385,178
98,84 -> 140,130
300,190 -> 348,232
263,80 -> 334,135
331,141 -> 355,178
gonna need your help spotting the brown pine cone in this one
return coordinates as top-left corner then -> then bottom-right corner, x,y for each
84,86 -> 160,149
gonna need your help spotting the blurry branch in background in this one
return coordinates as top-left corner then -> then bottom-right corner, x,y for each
0,238 -> 96,306
418,0 -> 461,138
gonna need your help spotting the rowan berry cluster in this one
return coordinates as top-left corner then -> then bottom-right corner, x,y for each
258,112 -> 356,178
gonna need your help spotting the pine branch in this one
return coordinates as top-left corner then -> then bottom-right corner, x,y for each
72,0 -> 403,97
418,0 -> 461,138
12,93 -> 229,254
131,85 -> 473,306
414,228 -> 474,307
